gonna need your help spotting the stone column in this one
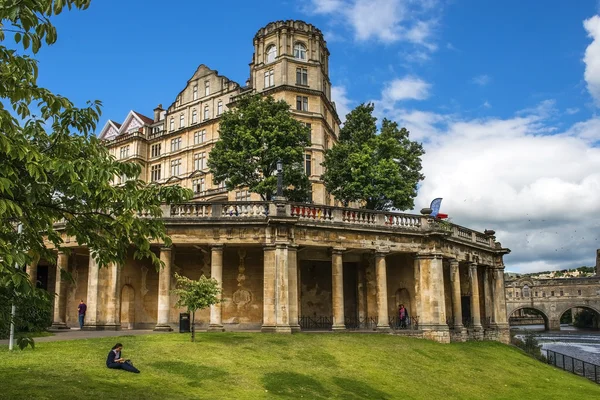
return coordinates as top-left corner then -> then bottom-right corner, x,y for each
288,246 -> 300,333
275,244 -> 291,333
449,259 -> 463,330
85,255 -> 99,330
209,245 -> 224,332
51,252 -> 69,329
469,262 -> 483,331
27,254 -> 40,287
357,263 -> 367,322
492,267 -> 508,326
415,253 -> 448,342
332,248 -> 346,331
483,267 -> 493,327
155,247 -> 173,331
262,245 -> 277,332
375,251 -> 390,331
102,262 -> 121,330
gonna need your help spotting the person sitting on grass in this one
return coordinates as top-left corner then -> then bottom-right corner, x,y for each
106,343 -> 140,373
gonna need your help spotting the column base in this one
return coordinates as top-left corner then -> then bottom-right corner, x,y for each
290,324 -> 301,333
153,324 -> 173,332
261,325 -> 276,333
376,325 -> 391,333
50,322 -> 69,330
450,326 -> 467,343
207,324 -> 225,332
468,325 -> 484,341
275,325 -> 292,334
92,324 -> 121,331
332,324 -> 347,332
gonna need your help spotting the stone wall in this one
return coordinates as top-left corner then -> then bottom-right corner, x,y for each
300,260 -> 332,318
386,254 -> 416,321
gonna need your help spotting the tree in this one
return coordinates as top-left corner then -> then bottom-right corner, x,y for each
172,273 -> 221,342
0,0 -> 192,343
208,94 -> 311,201
322,103 -> 425,210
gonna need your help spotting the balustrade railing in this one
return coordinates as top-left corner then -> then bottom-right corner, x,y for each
221,202 -> 268,217
385,213 -> 421,228
342,209 -> 377,224
171,203 -> 211,217
291,204 -> 333,221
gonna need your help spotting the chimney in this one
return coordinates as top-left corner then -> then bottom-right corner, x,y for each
153,104 -> 164,122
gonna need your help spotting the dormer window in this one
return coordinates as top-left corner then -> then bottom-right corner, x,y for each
294,43 -> 307,60
266,45 -> 277,63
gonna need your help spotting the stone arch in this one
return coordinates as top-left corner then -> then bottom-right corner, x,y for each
509,306 -> 550,331
120,284 -> 135,329
557,304 -> 600,330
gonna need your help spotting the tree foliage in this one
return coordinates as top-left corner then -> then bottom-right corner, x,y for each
0,0 -> 192,301
322,103 -> 425,210
208,94 -> 311,201
172,273 -> 221,342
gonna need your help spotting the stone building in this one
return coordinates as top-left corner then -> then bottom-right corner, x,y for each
30,20 -> 511,344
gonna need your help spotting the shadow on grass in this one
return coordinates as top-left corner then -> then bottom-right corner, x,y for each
263,372 -> 331,399
294,349 -> 339,368
332,377 -> 390,400
149,361 -> 229,387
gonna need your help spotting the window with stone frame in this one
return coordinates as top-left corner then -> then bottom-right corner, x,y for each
151,164 -> 161,182
192,177 -> 206,194
217,101 -> 223,116
169,118 -> 174,131
194,130 -> 206,145
560,290 -> 564,296
551,291 -> 555,297
294,43 -> 307,60
170,137 -> 182,152
266,45 -> 277,63
205,80 -> 210,96
578,289 -> 582,295
151,143 -> 161,158
296,96 -> 308,111
191,109 -> 198,124
193,152 -> 206,171
522,285 -> 530,298
235,190 -> 251,201
119,145 -> 130,159
193,85 -> 198,100
264,69 -> 274,88
180,114 -> 185,128
296,67 -> 308,86
204,105 -> 209,120
170,159 -> 181,177
304,153 -> 312,176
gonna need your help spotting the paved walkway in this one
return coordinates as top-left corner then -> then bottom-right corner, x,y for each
0,329 -> 169,345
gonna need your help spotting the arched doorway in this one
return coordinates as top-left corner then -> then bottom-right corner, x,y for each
120,285 -> 135,329
509,307 -> 549,331
559,306 -> 600,331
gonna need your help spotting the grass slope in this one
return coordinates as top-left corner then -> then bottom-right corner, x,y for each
2,333 -> 599,399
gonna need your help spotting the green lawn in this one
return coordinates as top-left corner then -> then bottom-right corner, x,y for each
2,333 -> 599,399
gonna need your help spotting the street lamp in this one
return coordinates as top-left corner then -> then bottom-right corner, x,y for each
276,159 -> 283,197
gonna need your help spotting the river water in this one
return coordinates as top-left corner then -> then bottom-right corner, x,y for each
512,324 -> 600,365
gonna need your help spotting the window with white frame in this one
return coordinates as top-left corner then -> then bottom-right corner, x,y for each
264,69 -> 274,88
193,85 -> 198,101
179,114 -> 185,128
151,143 -> 161,158
194,130 -> 206,145
266,45 -> 277,63
192,177 -> 206,194
170,159 -> 181,177
119,145 -> 130,159
296,96 -> 308,111
191,109 -> 197,124
170,137 -> 181,152
151,164 -> 161,182
294,43 -> 307,60
204,105 -> 209,120
193,152 -> 206,171
296,68 -> 308,85
204,80 -> 210,96
217,101 -> 223,116
235,190 -> 251,201
169,118 -> 174,131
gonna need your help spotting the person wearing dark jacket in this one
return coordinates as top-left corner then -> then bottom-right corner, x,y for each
106,343 -> 140,373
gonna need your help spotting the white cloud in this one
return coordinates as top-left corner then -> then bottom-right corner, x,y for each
565,107 -> 580,115
381,76 -> 431,102
584,15 -> 600,105
482,101 -> 492,109
331,85 -> 352,121
471,74 -> 491,86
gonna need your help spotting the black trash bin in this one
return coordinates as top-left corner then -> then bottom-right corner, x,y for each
179,313 -> 190,333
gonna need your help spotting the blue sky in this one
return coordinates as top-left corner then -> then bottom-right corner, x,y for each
24,0 -> 600,272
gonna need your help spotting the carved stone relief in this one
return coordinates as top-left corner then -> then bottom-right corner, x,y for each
232,250 -> 252,309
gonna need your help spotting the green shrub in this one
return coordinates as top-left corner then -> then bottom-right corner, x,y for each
0,285 -> 54,340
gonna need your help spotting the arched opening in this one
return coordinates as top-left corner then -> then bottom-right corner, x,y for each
294,43 -> 307,60
120,285 -> 135,330
266,45 -> 277,63
393,288 -> 412,329
559,306 -> 600,331
509,307 -> 549,331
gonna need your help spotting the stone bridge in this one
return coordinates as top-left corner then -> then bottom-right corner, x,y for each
505,276 -> 600,330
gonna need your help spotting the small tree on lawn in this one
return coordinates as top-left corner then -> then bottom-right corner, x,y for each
172,273 -> 221,342
322,103 -> 425,210
208,94 -> 311,201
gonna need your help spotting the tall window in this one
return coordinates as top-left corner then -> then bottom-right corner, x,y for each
193,177 -> 206,194
204,80 -> 210,96
266,45 -> 277,63
296,68 -> 308,85
235,190 -> 251,201
169,118 -> 174,131
294,43 -> 307,60
170,159 -> 181,176
179,114 -> 185,128
193,85 -> 198,100
550,291 -> 555,297
170,137 -> 181,152
151,144 -> 161,158
305,154 -> 312,176
151,164 -> 161,182
217,101 -> 223,116
193,152 -> 206,170
522,285 -> 530,298
204,105 -> 209,120
191,109 -> 197,124
296,96 -> 308,111
119,145 -> 129,159
560,290 -> 564,296
194,130 -> 206,145
264,69 -> 274,88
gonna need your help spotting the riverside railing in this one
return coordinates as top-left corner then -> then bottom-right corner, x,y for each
149,201 -> 498,249
545,349 -> 600,384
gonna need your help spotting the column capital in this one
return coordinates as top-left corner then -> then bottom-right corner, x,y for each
332,247 -> 346,255
414,252 -> 443,260
374,249 -> 389,258
211,244 -> 224,251
449,258 -> 459,265
160,245 -> 172,252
